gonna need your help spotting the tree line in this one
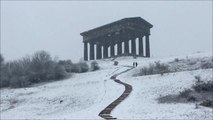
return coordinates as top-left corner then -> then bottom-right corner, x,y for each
0,50 -> 99,88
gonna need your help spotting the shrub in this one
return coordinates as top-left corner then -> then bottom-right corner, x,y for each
0,51 -> 69,88
174,58 -> 179,62
0,54 -> 8,88
179,89 -> 192,98
0,54 -> 4,64
58,60 -> 73,72
71,64 -> 81,73
193,80 -> 213,92
188,60 -> 197,65
194,75 -> 201,82
79,62 -> 89,72
114,61 -> 118,66
140,61 -> 170,76
91,61 -> 100,71
0,73 -> 10,88
30,51 -> 55,82
187,96 -> 197,102
54,64 -> 67,79
9,76 -> 30,88
201,61 -> 213,69
140,67 -> 149,75
200,100 -> 213,108
71,62 -> 89,73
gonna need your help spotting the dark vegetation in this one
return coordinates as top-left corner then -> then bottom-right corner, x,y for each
136,57 -> 213,76
0,51 -> 98,88
158,76 -> 213,108
114,61 -> 118,66
58,60 -> 89,73
140,61 -> 169,76
90,61 -> 100,71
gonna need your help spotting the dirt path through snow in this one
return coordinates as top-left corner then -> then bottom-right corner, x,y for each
99,67 -> 134,119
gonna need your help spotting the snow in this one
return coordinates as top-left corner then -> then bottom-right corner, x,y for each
0,64 -> 126,119
0,51 -> 212,119
113,69 -> 213,119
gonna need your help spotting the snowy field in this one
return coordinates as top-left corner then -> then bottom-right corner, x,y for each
0,51 -> 212,119
113,69 -> 213,119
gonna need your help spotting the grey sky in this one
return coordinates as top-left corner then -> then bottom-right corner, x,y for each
1,1 -> 212,62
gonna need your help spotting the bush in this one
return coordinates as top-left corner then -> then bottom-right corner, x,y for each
193,80 -> 213,92
91,61 -> 100,71
174,58 -> 179,62
0,73 -> 10,88
0,54 -> 4,64
200,100 -> 213,108
114,61 -> 118,66
179,89 -> 192,98
54,64 -> 67,79
9,76 -> 30,88
71,62 -> 89,73
201,62 -> 213,69
79,62 -> 89,72
30,51 -> 55,82
194,75 -> 201,82
0,51 -> 68,88
58,60 -> 73,72
140,61 -> 170,75
187,96 -> 197,102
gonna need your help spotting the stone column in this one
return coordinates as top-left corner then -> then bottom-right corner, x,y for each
131,38 -> 136,55
103,45 -> 108,58
110,44 -> 115,57
117,42 -> 122,55
124,40 -> 129,55
139,36 -> 144,56
84,42 -> 88,61
90,42 -> 95,60
145,35 -> 150,57
96,44 -> 102,59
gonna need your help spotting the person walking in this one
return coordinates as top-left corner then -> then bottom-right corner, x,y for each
133,62 -> 135,67
136,62 -> 138,67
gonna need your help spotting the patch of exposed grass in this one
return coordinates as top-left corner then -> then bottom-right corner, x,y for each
135,57 -> 212,77
158,76 -> 213,108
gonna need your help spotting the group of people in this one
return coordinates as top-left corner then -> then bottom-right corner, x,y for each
133,62 -> 138,67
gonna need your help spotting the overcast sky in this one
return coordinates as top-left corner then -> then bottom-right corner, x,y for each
1,1 -> 212,62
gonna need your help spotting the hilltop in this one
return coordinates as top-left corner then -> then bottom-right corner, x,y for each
0,51 -> 212,119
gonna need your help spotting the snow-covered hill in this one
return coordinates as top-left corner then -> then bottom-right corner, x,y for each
0,52 -> 212,119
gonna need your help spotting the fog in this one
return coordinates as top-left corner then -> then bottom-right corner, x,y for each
1,1 -> 212,62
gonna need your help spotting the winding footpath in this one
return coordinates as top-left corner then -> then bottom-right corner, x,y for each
99,67 -> 134,119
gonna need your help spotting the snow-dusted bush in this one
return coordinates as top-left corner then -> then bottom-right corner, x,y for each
54,64 -> 67,79
138,56 -> 212,77
0,74 -> 9,88
0,54 -> 8,88
0,54 -> 4,64
200,61 -> 213,69
158,79 -> 213,108
71,62 -> 89,73
9,76 -> 30,88
90,61 -> 100,71
140,61 -> 170,75
200,100 -> 213,108
174,58 -> 179,62
114,61 -> 118,66
179,89 -> 193,98
78,62 -> 89,72
0,51 -> 68,88
193,80 -> 213,92
58,60 -> 73,72
194,75 -> 201,82
30,51 -> 56,81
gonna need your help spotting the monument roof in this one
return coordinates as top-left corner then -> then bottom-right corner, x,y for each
80,17 -> 153,37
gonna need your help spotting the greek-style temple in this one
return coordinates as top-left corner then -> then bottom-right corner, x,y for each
80,17 -> 153,61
